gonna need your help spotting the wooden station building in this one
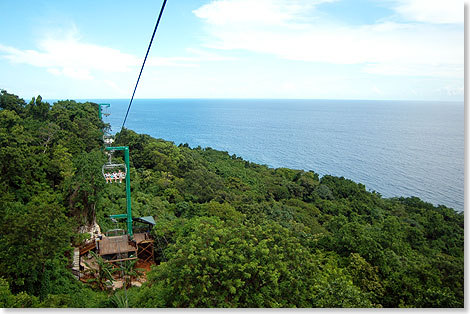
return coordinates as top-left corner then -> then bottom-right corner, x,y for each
78,216 -> 156,266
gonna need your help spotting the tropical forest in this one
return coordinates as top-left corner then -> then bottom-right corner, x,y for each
0,90 -> 464,308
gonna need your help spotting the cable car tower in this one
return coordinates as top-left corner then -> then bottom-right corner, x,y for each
105,145 -> 133,237
99,103 -> 133,237
93,0 -> 166,262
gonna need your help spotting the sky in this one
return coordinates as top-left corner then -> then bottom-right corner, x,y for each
0,0 -> 464,101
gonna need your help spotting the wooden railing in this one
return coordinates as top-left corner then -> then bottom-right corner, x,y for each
79,240 -> 96,256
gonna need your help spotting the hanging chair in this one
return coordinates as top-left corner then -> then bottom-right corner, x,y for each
103,134 -> 115,146
102,162 -> 127,183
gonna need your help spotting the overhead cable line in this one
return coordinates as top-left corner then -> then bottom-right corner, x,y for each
121,0 -> 168,132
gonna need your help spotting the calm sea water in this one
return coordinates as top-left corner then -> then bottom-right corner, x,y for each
86,99 -> 463,212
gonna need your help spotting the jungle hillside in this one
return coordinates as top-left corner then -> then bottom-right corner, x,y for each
0,90 -> 464,308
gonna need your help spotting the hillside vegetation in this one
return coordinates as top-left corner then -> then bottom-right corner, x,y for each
0,90 -> 464,308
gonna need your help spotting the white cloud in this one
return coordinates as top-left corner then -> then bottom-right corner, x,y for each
193,0 -> 463,79
363,62 -> 463,78
392,0 -> 463,24
193,0 -> 337,26
372,86 -> 383,95
0,35 -> 139,80
147,57 -> 199,68
0,31 -> 233,80
146,49 -> 237,67
184,48 -> 238,61
47,67 -> 93,80
438,85 -> 464,96
103,79 -> 119,91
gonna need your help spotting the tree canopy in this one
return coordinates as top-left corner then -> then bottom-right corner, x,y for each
0,90 -> 464,308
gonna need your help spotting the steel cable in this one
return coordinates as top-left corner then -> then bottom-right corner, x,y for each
121,0 -> 168,131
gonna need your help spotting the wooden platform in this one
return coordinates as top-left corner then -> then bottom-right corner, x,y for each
133,233 -> 155,263
98,235 -> 136,256
133,232 -> 152,244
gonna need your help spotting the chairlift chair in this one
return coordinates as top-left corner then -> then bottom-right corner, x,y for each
102,161 -> 127,184
103,134 -> 115,146
105,229 -> 126,237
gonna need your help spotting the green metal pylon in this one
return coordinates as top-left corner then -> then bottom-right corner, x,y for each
98,103 -> 110,120
107,146 -> 133,237
99,104 -> 133,238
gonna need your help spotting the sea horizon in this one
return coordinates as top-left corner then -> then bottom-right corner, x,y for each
46,98 -> 464,212
45,97 -> 463,103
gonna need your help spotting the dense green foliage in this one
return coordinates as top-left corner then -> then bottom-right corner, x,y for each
0,90 -> 464,308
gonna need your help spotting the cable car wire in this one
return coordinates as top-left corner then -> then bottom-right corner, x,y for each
121,0 -> 168,132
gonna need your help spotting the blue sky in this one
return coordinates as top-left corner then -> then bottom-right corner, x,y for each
0,0 -> 463,100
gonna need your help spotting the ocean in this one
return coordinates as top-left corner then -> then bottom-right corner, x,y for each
86,98 -> 463,212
